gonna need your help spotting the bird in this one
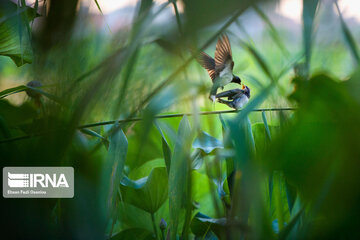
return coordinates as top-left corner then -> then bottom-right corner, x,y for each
197,34 -> 241,102
216,84 -> 251,109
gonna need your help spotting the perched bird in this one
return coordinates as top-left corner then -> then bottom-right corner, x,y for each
197,34 -> 241,101
216,85 -> 250,109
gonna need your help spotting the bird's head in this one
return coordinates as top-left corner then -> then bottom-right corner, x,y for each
232,75 -> 241,85
242,84 -> 251,98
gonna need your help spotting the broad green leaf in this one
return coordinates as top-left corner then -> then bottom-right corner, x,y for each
120,167 -> 168,214
129,158 -> 165,180
192,131 -> 223,154
110,228 -> 155,240
191,170 -> 223,217
0,100 -> 37,127
190,212 -> 226,239
169,116 -> 192,239
0,2 -> 38,66
116,203 -> 153,232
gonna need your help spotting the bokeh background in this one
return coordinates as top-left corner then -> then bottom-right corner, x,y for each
1,0 -> 360,239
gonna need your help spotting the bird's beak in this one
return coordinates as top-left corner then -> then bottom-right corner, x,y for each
242,84 -> 246,90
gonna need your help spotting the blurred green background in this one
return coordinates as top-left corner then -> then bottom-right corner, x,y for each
1,0 -> 360,239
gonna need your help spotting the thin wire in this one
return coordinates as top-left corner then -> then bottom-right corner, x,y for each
0,107 -> 296,144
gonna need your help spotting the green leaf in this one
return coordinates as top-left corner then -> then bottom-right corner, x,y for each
80,128 -> 106,140
116,203 -> 153,232
302,0 -> 319,77
104,127 -> 128,215
0,2 -> 38,66
253,5 -> 289,58
190,212 -> 226,239
0,85 -> 27,99
241,42 -> 274,82
262,111 -> 272,141
129,158 -> 165,180
80,128 -> 108,148
120,167 -> 168,214
285,180 -> 297,214
26,86 -> 62,103
335,2 -> 359,65
169,116 -> 192,239
154,121 -> 172,175
110,228 -> 155,240
192,131 -> 223,154
278,208 -> 304,240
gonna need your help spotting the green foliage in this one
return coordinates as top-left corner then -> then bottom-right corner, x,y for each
0,1 -> 38,66
121,167 -> 168,214
168,116 -> 192,238
1,0 -> 360,239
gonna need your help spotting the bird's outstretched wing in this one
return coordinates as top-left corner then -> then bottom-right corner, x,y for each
216,89 -> 243,99
197,52 -> 216,81
214,34 -> 234,71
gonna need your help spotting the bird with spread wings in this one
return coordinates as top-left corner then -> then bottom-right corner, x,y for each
197,34 -> 242,102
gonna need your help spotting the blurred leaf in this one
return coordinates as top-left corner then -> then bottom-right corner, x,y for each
80,128 -> 106,140
0,2 -> 37,66
273,172 -> 285,231
0,85 -> 27,99
0,84 -> 61,103
183,0 -> 258,34
302,0 -> 319,77
278,208 -> 304,240
190,212 -> 226,239
253,5 -> 289,58
116,203 -> 153,232
121,167 -> 168,214
26,86 -> 62,104
241,42 -> 274,82
168,116 -> 192,239
262,111 -> 271,141
110,228 -> 155,240
104,127 -> 128,215
335,1 -> 359,65
154,121 -> 172,175
0,100 -> 37,127
192,131 -> 223,154
129,158 -> 165,180
80,128 -> 108,148
285,180 -> 297,214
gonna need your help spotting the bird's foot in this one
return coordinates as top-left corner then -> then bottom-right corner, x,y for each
209,95 -> 216,102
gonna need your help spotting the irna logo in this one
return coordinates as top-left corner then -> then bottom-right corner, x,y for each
8,172 -> 69,188
3,167 -> 74,198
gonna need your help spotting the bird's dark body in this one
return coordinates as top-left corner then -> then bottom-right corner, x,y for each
216,86 -> 251,109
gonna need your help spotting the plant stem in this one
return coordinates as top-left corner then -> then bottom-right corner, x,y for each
151,213 -> 159,240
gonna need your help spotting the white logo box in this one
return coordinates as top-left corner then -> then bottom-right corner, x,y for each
3,167 -> 74,198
